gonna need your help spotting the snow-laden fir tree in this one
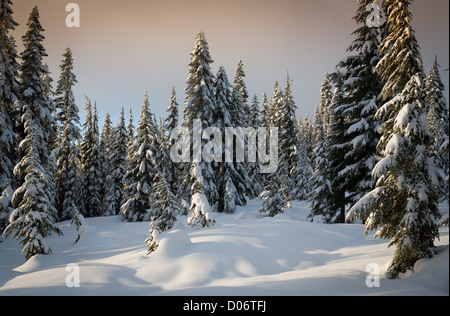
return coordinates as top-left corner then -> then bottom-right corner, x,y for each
247,94 -> 263,196
291,115 -> 314,201
307,104 -> 333,222
232,60 -> 257,197
279,73 -> 301,201
249,95 -> 260,132
146,172 -> 180,254
180,31 -> 218,209
16,6 -> 56,174
70,202 -> 87,244
127,106 -> 135,147
424,56 -> 449,201
300,115 -> 315,168
259,93 -> 270,132
165,87 -> 179,194
3,7 -> 62,260
120,93 -> 157,222
0,0 -> 19,184
331,0 -> 383,220
100,112 -> 115,216
319,73 -> 333,137
348,0 -> 441,279
233,60 -> 250,127
326,74 -> 347,223
0,186 -> 14,234
54,47 -> 81,221
258,92 -> 270,189
228,84 -> 255,200
165,86 -> 179,134
79,97 -> 102,217
256,81 -> 289,216
258,170 -> 285,217
213,66 -> 249,213
349,74 -> 441,278
110,108 -> 129,215
0,0 -> 20,232
54,47 -> 78,136
269,81 -> 283,129
375,0 -> 423,101
187,161 -> 216,228
151,117 -> 173,196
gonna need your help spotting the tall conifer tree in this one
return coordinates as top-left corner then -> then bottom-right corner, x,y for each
333,0 -> 383,217
0,0 -> 20,231
181,32 -> 219,212
4,7 -> 61,259
424,57 -> 449,201
79,98 -> 102,217
120,93 -> 157,222
54,48 -> 81,221
348,0 -> 441,278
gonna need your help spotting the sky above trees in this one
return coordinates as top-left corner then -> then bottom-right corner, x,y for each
11,0 -> 449,124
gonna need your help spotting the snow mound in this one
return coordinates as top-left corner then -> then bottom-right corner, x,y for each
157,228 -> 192,257
0,200 -> 448,296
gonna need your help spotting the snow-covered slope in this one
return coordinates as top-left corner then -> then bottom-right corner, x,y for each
0,200 -> 448,296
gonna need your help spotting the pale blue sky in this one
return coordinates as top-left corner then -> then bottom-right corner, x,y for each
11,0 -> 450,126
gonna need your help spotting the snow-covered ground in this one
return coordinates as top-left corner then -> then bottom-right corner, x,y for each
0,200 -> 448,296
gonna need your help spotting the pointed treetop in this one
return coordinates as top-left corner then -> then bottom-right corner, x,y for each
376,0 -> 424,100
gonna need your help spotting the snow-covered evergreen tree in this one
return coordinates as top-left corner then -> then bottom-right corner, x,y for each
180,31 -> 218,209
146,172 -> 180,254
227,85 -> 255,201
0,186 -> 14,233
319,73 -> 333,137
164,88 -> 179,193
70,202 -> 87,244
291,115 -> 314,201
165,86 -> 179,134
349,0 -> 441,278
260,81 -> 291,211
54,48 -> 78,136
375,0 -> 423,101
331,0 -> 383,219
269,81 -> 283,127
249,95 -> 260,130
233,60 -> 250,126
259,93 -> 270,131
3,7 -> 61,260
187,161 -> 216,228
424,56 -> 449,201
99,112 -> 116,216
326,75 -> 347,223
278,73 -> 301,201
127,106 -> 135,147
110,108 -> 129,215
0,0 -> 20,232
79,98 -> 102,217
258,92 -> 270,189
120,93 -> 156,222
246,94 -> 263,196
213,66 -> 250,213
54,47 -> 81,221
307,104 -> 333,222
258,171 -> 285,217
300,115 -> 315,171
349,74 -> 441,278
151,117 -> 173,195
41,63 -> 56,152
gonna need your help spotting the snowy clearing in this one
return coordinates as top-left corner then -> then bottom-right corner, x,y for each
0,200 -> 448,296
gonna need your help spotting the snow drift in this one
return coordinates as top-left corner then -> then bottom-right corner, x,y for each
0,200 -> 448,296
